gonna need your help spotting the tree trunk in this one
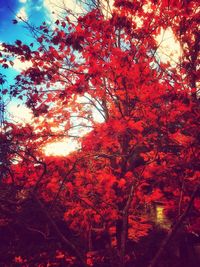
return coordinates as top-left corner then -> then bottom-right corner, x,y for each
120,214 -> 128,267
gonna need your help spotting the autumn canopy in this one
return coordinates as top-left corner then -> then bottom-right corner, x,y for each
0,0 -> 199,266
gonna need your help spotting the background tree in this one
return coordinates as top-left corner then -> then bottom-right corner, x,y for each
1,0 -> 200,266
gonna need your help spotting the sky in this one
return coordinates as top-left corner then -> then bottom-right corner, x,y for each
0,0 -> 45,91
0,0 -> 48,123
0,0 -> 44,43
0,0 -> 83,82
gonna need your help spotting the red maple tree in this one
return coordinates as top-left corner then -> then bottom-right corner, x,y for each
0,1 -> 199,266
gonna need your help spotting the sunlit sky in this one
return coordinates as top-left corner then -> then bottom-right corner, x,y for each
0,0 -> 182,156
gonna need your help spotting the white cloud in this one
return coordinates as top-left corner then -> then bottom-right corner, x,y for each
44,138 -> 80,156
0,42 -> 4,52
12,58 -> 32,71
101,0 -> 114,18
16,7 -> 28,20
7,102 -> 33,124
19,0 -> 27,3
43,0 -> 84,21
43,0 -> 115,21
156,28 -> 182,65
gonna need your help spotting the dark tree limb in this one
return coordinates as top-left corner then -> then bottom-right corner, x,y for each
33,194 -> 88,267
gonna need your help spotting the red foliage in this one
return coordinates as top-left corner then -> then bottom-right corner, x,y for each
1,1 -> 199,266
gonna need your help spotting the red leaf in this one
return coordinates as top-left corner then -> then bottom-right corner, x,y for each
12,19 -> 18,24
2,89 -> 8,95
